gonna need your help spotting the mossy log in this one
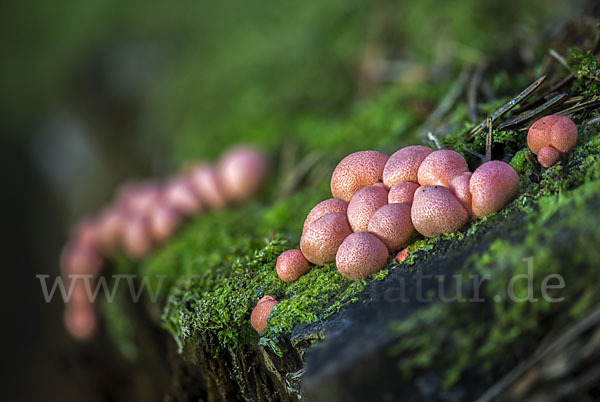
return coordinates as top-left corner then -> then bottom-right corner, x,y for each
94,47 -> 600,401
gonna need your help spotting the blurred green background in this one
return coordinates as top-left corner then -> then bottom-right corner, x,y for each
0,0 -> 580,400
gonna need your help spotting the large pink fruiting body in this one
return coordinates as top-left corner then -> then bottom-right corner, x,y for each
411,186 -> 469,237
388,181 -> 420,205
449,172 -> 473,217
250,295 -> 279,333
417,150 -> 469,187
302,198 -> 348,234
470,161 -> 520,218
367,203 -> 414,251
218,147 -> 267,202
330,150 -> 389,202
276,249 -> 311,282
336,232 -> 389,280
383,146 -> 433,189
527,114 -> 578,168
300,212 -> 353,265
347,184 -> 388,232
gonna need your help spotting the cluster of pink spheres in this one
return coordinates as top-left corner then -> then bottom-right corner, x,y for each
251,114 -> 578,334
60,147 -> 267,340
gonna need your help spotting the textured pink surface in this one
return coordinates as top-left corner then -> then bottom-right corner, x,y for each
276,249 -> 311,282
382,145 -> 433,188
347,185 -> 389,232
300,212 -> 353,265
417,149 -> 469,187
250,295 -> 279,333
470,161 -> 519,218
537,145 -> 561,168
302,198 -> 349,234
449,172 -> 473,217
388,181 -> 420,205
336,232 -> 389,280
367,203 -> 414,251
330,150 -> 389,202
527,114 -> 578,154
411,186 -> 469,237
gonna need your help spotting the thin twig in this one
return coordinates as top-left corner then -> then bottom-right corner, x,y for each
549,48 -> 573,72
592,22 -> 600,54
462,145 -> 485,160
485,117 -> 492,162
426,131 -> 442,150
469,75 -> 546,139
419,67 -> 471,140
498,93 -> 568,130
518,72 -> 574,112
468,64 -> 486,123
587,115 -> 600,125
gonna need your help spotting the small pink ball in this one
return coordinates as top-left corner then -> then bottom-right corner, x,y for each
250,295 -> 279,333
276,249 -> 311,282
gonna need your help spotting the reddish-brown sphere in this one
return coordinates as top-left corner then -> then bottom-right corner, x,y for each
250,295 -> 279,333
121,214 -> 153,258
388,181 -> 420,205
147,205 -> 182,243
470,161 -> 520,218
449,172 -> 473,217
276,249 -> 311,282
527,114 -> 578,153
330,150 -> 389,202
300,212 -> 353,265
302,198 -> 348,234
411,186 -> 469,237
537,146 -> 561,168
383,145 -> 433,188
347,184 -> 388,232
336,232 -> 389,280
367,203 -> 414,251
163,178 -> 203,216
60,243 -> 103,276
187,164 -> 228,208
528,115 -> 578,168
218,147 -> 267,202
64,302 -> 98,341
96,206 -> 126,253
395,248 -> 410,263
417,150 -> 469,187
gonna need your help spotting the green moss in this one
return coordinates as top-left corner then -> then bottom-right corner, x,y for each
388,124 -> 600,388
569,49 -> 600,95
